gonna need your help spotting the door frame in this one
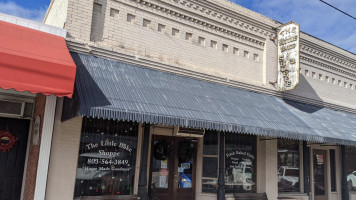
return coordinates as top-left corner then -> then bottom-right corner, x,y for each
148,135 -> 197,200
309,145 -> 341,200
148,125 -> 199,200
312,149 -> 328,200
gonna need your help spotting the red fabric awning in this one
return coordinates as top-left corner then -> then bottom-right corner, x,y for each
0,20 -> 76,98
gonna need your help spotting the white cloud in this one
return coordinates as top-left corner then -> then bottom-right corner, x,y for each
229,0 -> 356,54
0,1 -> 48,22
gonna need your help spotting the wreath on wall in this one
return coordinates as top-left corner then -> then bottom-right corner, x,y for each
0,131 -> 18,152
177,141 -> 194,163
153,140 -> 172,160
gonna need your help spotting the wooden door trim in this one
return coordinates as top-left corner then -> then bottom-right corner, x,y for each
148,135 -> 197,200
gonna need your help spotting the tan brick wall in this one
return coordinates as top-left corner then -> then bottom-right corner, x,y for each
23,94 -> 46,200
51,0 -> 356,111
45,98 -> 83,200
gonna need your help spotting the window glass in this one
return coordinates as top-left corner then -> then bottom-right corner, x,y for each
278,139 -> 300,192
151,141 -> 169,189
203,157 -> 218,178
203,131 -> 218,155
225,133 -> 256,193
345,147 -> 356,192
202,130 -> 218,193
74,118 -> 138,197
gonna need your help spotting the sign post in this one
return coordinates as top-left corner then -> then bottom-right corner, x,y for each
277,21 -> 300,91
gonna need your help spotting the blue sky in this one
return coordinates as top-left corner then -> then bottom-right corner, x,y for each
0,0 -> 355,54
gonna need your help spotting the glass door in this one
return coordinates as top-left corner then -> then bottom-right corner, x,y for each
313,149 -> 328,200
149,135 -> 196,200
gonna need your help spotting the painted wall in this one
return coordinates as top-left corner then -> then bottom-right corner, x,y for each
45,98 -> 83,200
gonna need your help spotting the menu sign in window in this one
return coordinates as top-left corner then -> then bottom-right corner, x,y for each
224,134 -> 256,193
277,21 -> 300,91
74,118 -> 138,197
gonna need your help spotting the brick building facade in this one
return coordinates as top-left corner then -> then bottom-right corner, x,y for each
40,0 -> 356,200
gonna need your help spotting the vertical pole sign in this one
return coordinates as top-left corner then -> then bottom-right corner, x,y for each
277,21 -> 300,91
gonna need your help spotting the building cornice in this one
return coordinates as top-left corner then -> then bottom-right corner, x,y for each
118,0 -> 270,48
300,33 -> 356,72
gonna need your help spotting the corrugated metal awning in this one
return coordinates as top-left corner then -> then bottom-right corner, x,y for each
70,52 -> 356,146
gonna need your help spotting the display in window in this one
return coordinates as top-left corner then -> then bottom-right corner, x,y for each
225,133 -> 256,193
277,139 -> 299,192
74,118 -> 138,198
346,147 -> 356,191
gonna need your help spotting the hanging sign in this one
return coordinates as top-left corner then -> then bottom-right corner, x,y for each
277,21 -> 300,91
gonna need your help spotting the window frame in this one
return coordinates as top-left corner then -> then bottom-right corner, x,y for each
277,139 -> 303,193
201,132 -> 257,194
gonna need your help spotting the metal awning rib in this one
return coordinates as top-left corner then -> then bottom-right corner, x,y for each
70,52 -> 356,146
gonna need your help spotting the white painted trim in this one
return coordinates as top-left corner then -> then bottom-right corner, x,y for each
20,120 -> 33,200
33,96 -> 57,200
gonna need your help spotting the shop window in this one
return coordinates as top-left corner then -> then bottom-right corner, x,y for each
345,147 -> 356,192
74,117 -> 139,197
201,132 -> 257,194
225,133 -> 256,193
277,139 -> 300,192
202,130 -> 218,193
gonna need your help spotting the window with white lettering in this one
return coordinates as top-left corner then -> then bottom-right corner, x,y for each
74,117 -> 138,197
225,133 -> 256,193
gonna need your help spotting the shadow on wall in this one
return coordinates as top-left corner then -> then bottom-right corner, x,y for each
282,74 -> 323,114
62,53 -> 111,121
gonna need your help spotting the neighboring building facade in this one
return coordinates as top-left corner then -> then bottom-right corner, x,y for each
43,0 -> 356,200
0,13 -> 76,200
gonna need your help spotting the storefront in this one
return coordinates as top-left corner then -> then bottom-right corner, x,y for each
39,0 -> 356,199
0,13 -> 76,200
43,52 -> 356,200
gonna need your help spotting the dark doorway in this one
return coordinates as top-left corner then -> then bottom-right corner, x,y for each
0,117 -> 30,200
149,135 -> 197,200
